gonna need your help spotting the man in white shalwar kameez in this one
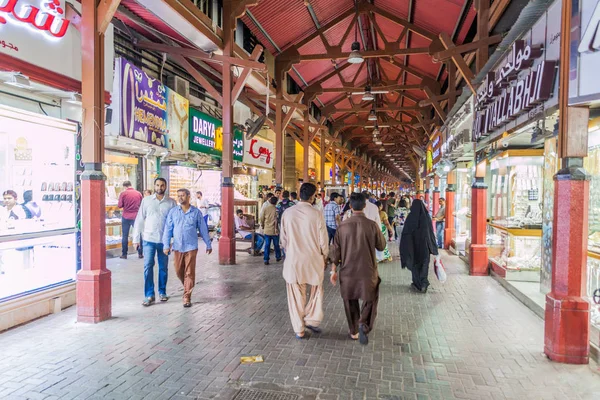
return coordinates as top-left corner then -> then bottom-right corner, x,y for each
280,183 -> 329,339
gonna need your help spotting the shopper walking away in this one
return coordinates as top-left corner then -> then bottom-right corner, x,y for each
276,190 -> 295,225
323,192 -> 343,244
162,189 -> 212,308
400,199 -> 438,293
375,201 -> 393,263
133,178 -> 177,306
433,198 -> 446,248
290,192 -> 299,205
280,183 -> 329,339
195,191 -> 210,226
360,191 -> 382,227
387,192 -> 398,240
329,193 -> 386,345
259,196 -> 282,265
118,181 -> 143,259
260,192 -> 274,219
235,209 -> 264,253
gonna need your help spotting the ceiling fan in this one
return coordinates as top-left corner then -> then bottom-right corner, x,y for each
353,85 -> 390,101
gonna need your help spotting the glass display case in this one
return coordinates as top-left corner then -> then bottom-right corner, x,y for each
103,152 -> 140,253
585,131 -> 600,329
0,105 -> 78,301
453,168 -> 472,256
489,151 -> 544,229
487,224 -> 542,281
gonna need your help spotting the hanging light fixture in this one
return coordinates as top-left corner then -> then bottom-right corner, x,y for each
362,86 -> 374,101
368,108 -> 377,121
372,123 -> 380,136
348,7 -> 364,64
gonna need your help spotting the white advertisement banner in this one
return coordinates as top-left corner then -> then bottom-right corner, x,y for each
0,0 -> 114,91
243,136 -> 273,169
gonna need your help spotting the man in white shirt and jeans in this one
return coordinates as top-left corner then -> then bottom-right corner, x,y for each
133,178 -> 177,306
195,191 -> 210,225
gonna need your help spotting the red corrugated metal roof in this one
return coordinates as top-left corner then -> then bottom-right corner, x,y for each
121,0 -> 191,46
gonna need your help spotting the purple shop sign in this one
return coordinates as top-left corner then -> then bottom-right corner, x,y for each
113,58 -> 168,147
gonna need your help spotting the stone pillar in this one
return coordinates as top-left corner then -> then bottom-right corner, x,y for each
469,177 -> 488,276
77,0 -> 111,323
284,134 -> 296,190
544,0 -> 590,364
218,0 -> 236,265
444,184 -> 456,250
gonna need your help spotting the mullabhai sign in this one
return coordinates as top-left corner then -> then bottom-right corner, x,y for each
472,40 -> 557,142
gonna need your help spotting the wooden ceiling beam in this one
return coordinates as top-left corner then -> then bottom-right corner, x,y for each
286,47 -> 430,63
332,106 -> 426,113
438,33 -> 476,94
364,3 -> 437,41
432,34 -> 502,62
320,84 -> 423,93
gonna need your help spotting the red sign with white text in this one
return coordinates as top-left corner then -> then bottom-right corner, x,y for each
0,0 -> 70,38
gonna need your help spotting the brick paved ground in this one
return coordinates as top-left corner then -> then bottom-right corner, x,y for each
0,243 -> 599,400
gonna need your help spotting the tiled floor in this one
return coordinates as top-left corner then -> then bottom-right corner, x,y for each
0,243 -> 599,400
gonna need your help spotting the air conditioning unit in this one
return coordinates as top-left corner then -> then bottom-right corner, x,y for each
167,75 -> 190,98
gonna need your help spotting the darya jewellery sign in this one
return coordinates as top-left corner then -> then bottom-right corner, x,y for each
112,58 -> 189,150
472,40 -> 557,141
188,108 -> 243,161
0,0 -> 70,39
243,136 -> 273,169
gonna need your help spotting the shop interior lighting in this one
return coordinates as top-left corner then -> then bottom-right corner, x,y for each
372,124 -> 380,135
368,109 -> 377,121
348,41 -> 364,64
4,73 -> 31,89
374,139 -> 382,145
362,86 -> 374,101
379,147 -> 385,152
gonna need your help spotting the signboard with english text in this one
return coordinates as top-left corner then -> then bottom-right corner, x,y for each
243,136 -> 274,169
188,108 -> 243,161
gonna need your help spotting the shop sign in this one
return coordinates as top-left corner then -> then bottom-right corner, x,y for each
426,148 -> 433,174
243,135 -> 273,169
112,58 -> 189,151
0,0 -> 113,90
0,0 -> 71,39
473,40 -> 557,142
188,108 -> 243,161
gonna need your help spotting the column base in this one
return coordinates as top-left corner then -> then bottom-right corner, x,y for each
76,269 -> 111,323
444,228 -> 455,249
469,244 -> 488,276
218,236 -> 236,265
544,293 -> 590,364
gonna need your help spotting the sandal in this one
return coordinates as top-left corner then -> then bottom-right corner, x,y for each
142,297 -> 155,307
183,302 -> 192,308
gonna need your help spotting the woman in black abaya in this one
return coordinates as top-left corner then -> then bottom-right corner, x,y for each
400,199 -> 438,293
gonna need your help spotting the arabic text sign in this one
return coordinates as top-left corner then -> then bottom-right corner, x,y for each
189,108 -> 243,161
571,0 -> 600,102
472,40 -> 557,142
0,1 -> 114,91
116,58 -> 168,147
243,136 -> 274,169
0,0 -> 71,39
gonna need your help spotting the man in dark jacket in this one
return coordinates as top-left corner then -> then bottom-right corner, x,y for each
276,190 -> 295,225
329,193 -> 386,345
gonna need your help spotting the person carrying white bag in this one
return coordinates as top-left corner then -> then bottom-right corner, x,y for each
434,254 -> 447,283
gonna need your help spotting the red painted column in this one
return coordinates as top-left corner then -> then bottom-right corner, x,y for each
444,184 -> 456,249
77,0 -> 111,322
544,165 -> 590,364
432,187 -> 440,232
469,178 -> 488,276
77,165 -> 111,322
219,2 -> 235,265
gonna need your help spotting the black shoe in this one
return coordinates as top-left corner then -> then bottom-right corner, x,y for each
421,285 -> 429,294
183,302 -> 191,308
119,255 -> 127,259
358,324 -> 368,345
411,283 -> 420,292
276,258 -> 282,262
138,253 -> 143,259
264,261 -> 270,265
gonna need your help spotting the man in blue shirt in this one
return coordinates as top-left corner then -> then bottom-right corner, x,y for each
163,188 -> 212,308
323,192 -> 343,244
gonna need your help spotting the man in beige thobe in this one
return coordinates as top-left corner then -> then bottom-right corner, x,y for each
280,182 -> 329,339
